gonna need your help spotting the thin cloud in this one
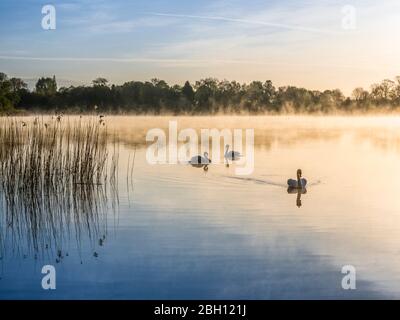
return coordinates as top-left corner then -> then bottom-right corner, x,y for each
0,55 -> 380,71
147,12 -> 342,35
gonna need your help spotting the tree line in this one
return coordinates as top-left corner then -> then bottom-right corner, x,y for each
1,72 -> 400,114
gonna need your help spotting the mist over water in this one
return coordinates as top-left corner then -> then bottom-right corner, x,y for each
1,115 -> 400,299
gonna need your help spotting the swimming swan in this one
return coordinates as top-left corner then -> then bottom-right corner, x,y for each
189,152 -> 211,166
224,144 -> 241,160
287,169 -> 307,189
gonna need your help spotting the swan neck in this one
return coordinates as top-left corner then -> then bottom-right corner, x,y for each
297,174 -> 301,186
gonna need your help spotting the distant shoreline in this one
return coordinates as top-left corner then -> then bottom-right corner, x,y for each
4,108 -> 400,117
2,72 -> 400,116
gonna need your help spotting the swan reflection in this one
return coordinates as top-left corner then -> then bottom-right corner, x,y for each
287,187 -> 307,208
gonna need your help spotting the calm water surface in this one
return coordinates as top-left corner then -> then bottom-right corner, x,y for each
1,115 -> 400,299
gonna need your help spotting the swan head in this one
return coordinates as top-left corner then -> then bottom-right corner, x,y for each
225,144 -> 230,150
297,169 -> 302,177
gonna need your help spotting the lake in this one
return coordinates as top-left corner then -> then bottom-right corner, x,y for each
1,115 -> 400,299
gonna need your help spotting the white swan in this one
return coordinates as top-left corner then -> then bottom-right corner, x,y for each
189,152 -> 211,166
224,144 -> 241,160
287,169 -> 307,189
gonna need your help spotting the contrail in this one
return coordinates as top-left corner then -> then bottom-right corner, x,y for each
147,12 -> 342,35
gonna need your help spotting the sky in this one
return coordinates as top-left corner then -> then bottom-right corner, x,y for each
0,0 -> 399,95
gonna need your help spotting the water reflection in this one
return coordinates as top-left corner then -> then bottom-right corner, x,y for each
287,187 -> 307,208
0,176 -> 117,262
190,163 -> 209,172
224,155 -> 240,168
3,116 -> 400,299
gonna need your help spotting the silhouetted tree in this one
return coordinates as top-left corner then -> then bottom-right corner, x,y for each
182,81 -> 194,103
92,78 -> 109,87
36,76 -> 57,95
0,71 -> 399,114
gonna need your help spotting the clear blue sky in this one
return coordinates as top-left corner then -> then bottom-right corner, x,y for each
0,0 -> 399,94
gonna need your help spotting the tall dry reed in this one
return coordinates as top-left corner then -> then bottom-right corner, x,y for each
0,117 -> 119,259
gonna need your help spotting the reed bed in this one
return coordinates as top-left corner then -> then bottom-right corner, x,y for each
0,117 -> 119,259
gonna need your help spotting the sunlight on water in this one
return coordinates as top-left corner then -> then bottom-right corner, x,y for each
1,115 -> 400,299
